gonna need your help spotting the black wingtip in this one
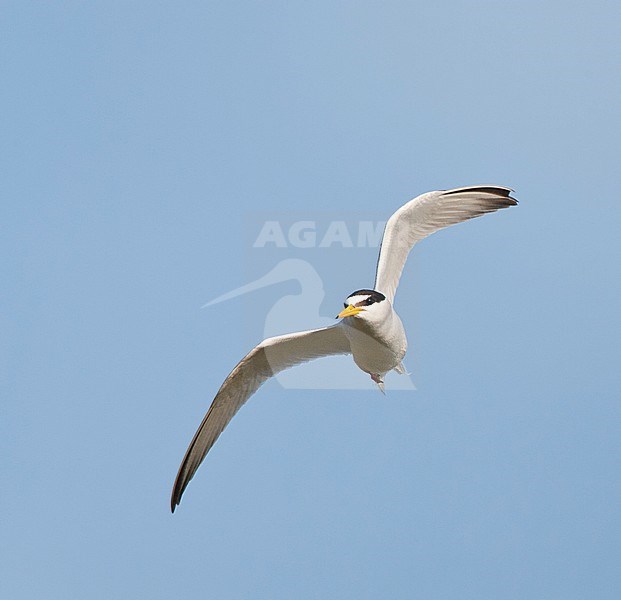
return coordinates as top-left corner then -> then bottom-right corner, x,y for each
171,488 -> 183,513
170,487 -> 181,513
442,185 -> 517,201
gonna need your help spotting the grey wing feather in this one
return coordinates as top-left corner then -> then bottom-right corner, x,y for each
374,185 -> 517,303
171,325 -> 351,511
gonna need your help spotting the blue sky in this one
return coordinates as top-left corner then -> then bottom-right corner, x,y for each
2,2 -> 621,598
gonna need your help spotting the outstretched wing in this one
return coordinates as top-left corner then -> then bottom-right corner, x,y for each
171,325 -> 351,511
374,186 -> 517,303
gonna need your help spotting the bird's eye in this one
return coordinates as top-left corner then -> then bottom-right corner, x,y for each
365,297 -> 375,306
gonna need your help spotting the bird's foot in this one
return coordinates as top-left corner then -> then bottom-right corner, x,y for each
371,373 -> 386,395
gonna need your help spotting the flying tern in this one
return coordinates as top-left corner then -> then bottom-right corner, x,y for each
171,185 -> 517,511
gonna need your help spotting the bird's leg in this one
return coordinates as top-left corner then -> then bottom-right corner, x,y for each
371,373 -> 386,395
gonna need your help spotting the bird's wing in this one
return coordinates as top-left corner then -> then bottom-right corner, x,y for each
374,186 -> 517,303
171,324 -> 351,511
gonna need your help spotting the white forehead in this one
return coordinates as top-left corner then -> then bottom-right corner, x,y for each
346,294 -> 371,305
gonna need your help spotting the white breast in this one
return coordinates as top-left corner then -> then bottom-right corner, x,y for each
340,310 -> 407,376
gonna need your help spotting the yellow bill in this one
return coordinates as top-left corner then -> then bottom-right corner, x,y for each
337,304 -> 365,319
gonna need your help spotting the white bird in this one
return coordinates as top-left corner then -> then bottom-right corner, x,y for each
171,185 -> 517,511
